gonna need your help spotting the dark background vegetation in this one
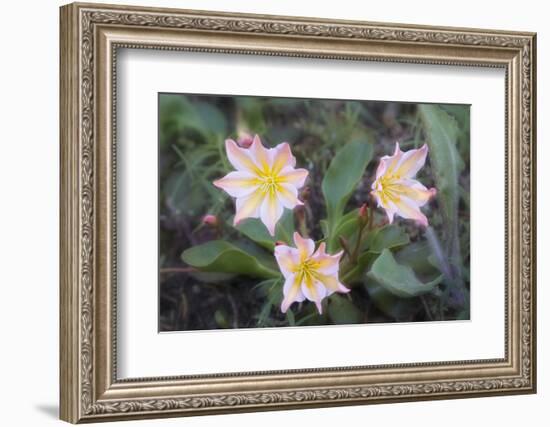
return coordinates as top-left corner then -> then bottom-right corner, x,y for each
158,93 -> 470,331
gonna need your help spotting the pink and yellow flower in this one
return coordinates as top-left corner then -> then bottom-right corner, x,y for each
214,135 -> 308,235
274,232 -> 350,314
371,142 -> 437,227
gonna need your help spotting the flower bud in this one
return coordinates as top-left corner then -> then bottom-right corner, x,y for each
359,203 -> 368,219
236,133 -> 254,148
202,214 -> 218,227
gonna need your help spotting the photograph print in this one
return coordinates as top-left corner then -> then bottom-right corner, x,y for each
158,93 -> 470,332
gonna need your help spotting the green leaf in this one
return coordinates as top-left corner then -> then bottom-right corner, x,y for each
418,105 -> 463,259
182,240 -> 280,279
163,170 -> 205,216
367,249 -> 442,298
235,210 -> 294,251
159,95 -> 206,146
364,278 -> 419,321
328,215 -> 359,252
364,225 -> 410,253
327,294 -> 363,324
286,309 -> 296,326
195,102 -> 227,135
340,250 -> 377,286
321,139 -> 373,234
395,241 -> 440,276
337,225 -> 410,284
255,278 -> 283,327
320,219 -> 329,238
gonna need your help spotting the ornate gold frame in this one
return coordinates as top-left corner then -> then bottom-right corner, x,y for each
59,2 -> 537,423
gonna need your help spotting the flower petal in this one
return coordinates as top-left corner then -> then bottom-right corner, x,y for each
213,171 -> 258,198
391,195 -> 429,227
260,192 -> 284,236
393,178 -> 437,206
277,183 -> 303,209
393,144 -> 428,178
271,142 -> 296,173
225,139 -> 259,173
281,273 -> 305,313
249,135 -> 271,172
374,157 -> 389,182
371,186 -> 397,224
376,142 -> 403,178
381,199 -> 397,224
293,232 -> 315,260
234,191 -> 265,225
301,276 -> 327,314
312,244 -> 343,275
316,272 -> 349,295
279,167 -> 308,188
274,245 -> 299,278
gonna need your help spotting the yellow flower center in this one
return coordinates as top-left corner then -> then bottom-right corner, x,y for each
295,258 -> 321,286
257,169 -> 283,195
374,174 -> 401,205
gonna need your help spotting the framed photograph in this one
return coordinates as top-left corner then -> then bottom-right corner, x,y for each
60,2 -> 537,423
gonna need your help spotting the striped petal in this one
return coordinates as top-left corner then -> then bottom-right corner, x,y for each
393,144 -> 428,178
293,232 -> 315,260
315,272 -> 349,295
249,135 -> 271,172
392,178 -> 437,206
281,273 -> 305,313
312,243 -> 343,275
301,277 -> 327,314
279,166 -> 308,188
274,245 -> 300,278
225,139 -> 259,173
234,191 -> 265,225
376,142 -> 403,178
277,183 -> 303,209
391,195 -> 429,227
213,171 -> 258,197
271,142 -> 296,173
260,192 -> 284,236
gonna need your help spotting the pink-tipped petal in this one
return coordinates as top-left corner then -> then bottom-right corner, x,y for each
213,171 -> 258,197
314,255 -> 341,276
313,242 -> 327,256
281,274 -> 305,313
394,144 -> 428,178
380,142 -> 403,176
234,191 -> 264,225
384,200 -> 397,224
391,196 -> 429,227
274,245 -> 299,277
249,135 -> 271,171
271,142 -> 296,173
279,167 -> 308,188
225,139 -> 259,173
374,157 -> 388,182
371,189 -> 383,208
293,232 -> 315,259
260,192 -> 284,236
301,278 -> 326,314
277,183 -> 303,209
393,179 -> 437,206
317,273 -> 350,295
